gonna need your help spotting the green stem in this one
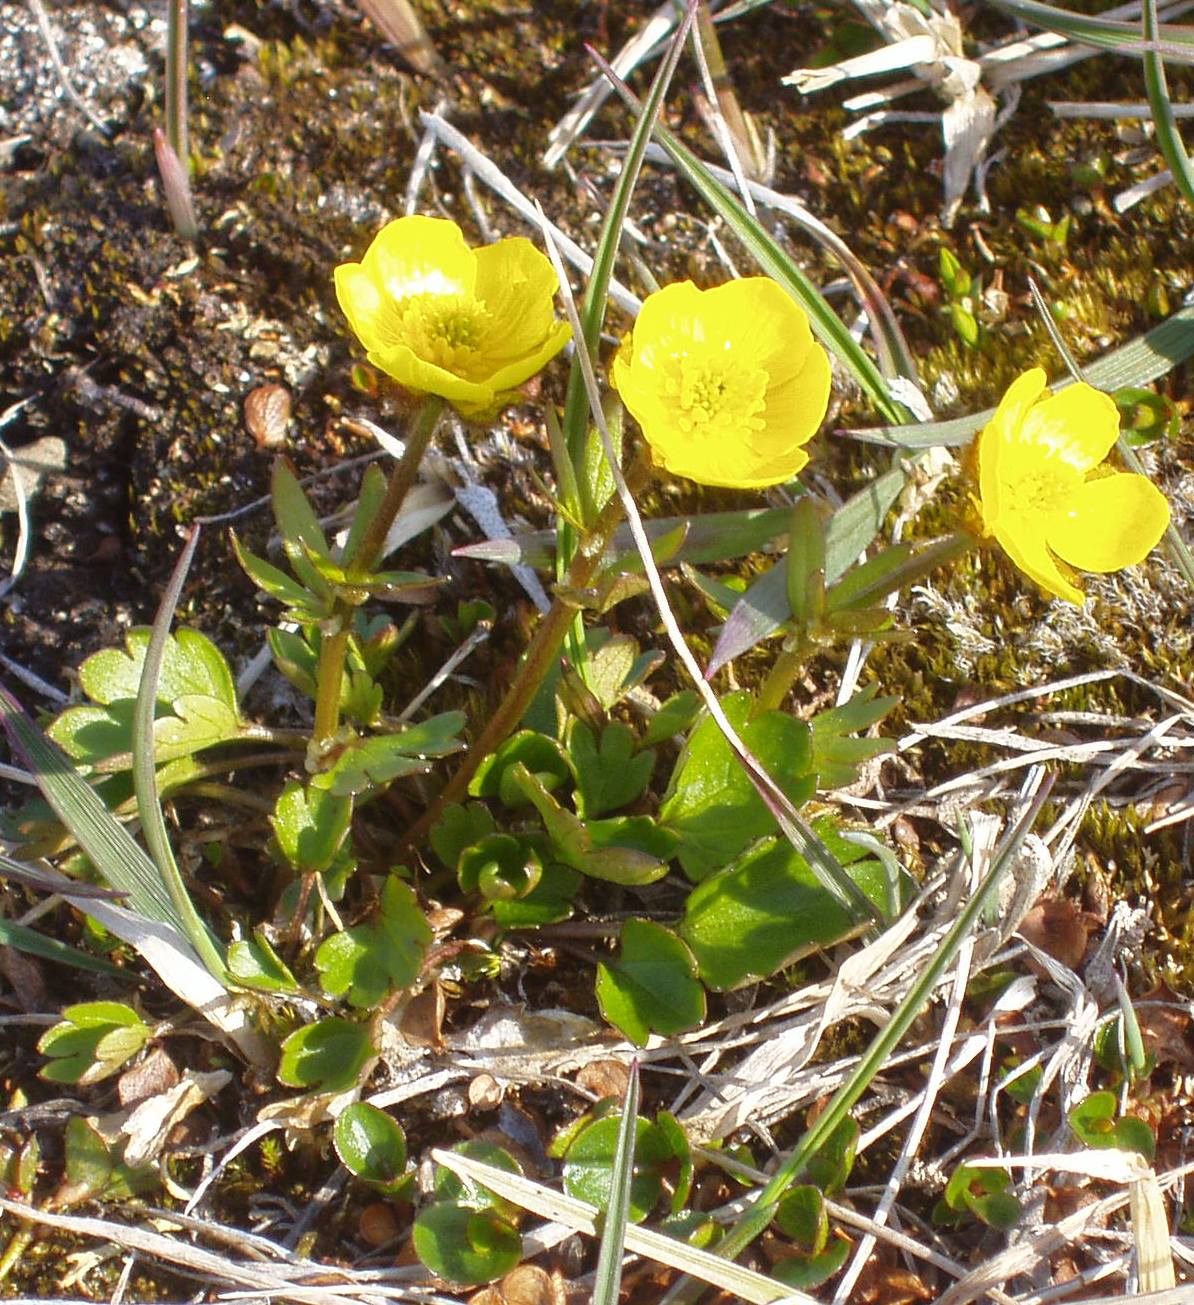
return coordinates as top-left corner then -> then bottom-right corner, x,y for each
398,457 -> 648,857
311,396 -> 445,750
165,0 -> 189,164
348,396 -> 445,579
753,637 -> 808,715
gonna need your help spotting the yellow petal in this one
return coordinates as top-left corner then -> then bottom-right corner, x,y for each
977,368 -> 1048,532
992,515 -> 1085,605
1018,381 -> 1120,474
334,262 -> 389,357
755,334 -> 832,450
707,278 -> 817,384
362,216 -> 476,302
473,238 -> 563,361
628,281 -> 708,365
366,344 -> 494,408
486,319 -> 572,393
1047,472 -> 1171,572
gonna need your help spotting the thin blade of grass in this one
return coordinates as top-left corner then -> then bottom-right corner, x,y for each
560,4 -> 696,503
1143,0 -> 1194,206
858,299 -> 1194,447
0,916 -> 125,977
535,211 -> 885,930
431,1149 -> 815,1305
592,54 -> 905,423
132,525 -> 227,981
987,0 -> 1194,62
0,689 -> 179,927
591,1060 -> 640,1305
662,769 -> 1056,1305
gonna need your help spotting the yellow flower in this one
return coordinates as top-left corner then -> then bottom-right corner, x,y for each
611,278 -> 832,489
334,216 -> 571,413
978,368 -> 1170,604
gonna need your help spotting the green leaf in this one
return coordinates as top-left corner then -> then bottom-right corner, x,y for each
272,458 -> 331,559
490,860 -> 581,929
321,717 -> 465,798
314,875 -> 431,1007
596,920 -> 705,1047
430,802 -> 497,871
276,1016 -> 374,1093
78,627 -> 238,711
267,626 -> 319,698
708,468 -> 907,673
809,686 -> 897,790
660,691 -> 814,881
800,1115 -> 858,1198
49,627 -> 245,771
469,730 -> 572,808
1112,1116 -> 1157,1160
412,1203 -> 522,1286
339,463 -> 389,570
434,1140 -> 523,1215
233,535 -> 329,622
585,634 -> 645,711
774,1186 -> 827,1253
333,1103 -> 411,1197
38,1002 -> 150,1086
61,1116 -> 157,1204
679,830 -> 884,990
567,721 -> 655,818
643,690 -> 703,746
512,765 -> 672,885
271,780 -> 353,875
770,1233 -> 850,1291
227,931 -> 300,994
457,834 -> 542,901
0,916 -> 124,977
562,1115 -> 673,1223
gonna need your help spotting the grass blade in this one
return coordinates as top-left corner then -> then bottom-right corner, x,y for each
1142,0 -> 1194,207
987,0 -> 1194,62
0,916 -> 125,977
0,688 -> 179,927
662,770 -> 1055,1305
591,1061 -> 640,1305
860,300 -> 1194,447
132,526 -> 228,980
592,55 -> 905,423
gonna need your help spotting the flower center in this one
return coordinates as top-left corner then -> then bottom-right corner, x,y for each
380,294 -> 492,377
661,351 -> 768,443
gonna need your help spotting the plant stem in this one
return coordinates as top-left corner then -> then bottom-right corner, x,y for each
398,457 -> 649,856
348,396 -> 445,579
165,0 -> 189,164
753,636 -> 808,715
310,396 -> 445,751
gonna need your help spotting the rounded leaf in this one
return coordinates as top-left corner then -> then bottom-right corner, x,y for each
412,1202 -> 522,1285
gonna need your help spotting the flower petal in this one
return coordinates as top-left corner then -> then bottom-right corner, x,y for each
334,262 -> 389,357
977,368 -> 1047,532
366,344 -> 494,408
754,333 -> 832,451
361,216 -> 476,302
1018,382 -> 1120,474
992,515 -> 1085,605
486,319 -> 573,393
1047,472 -> 1171,573
472,238 -> 564,362
702,278 -> 817,382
